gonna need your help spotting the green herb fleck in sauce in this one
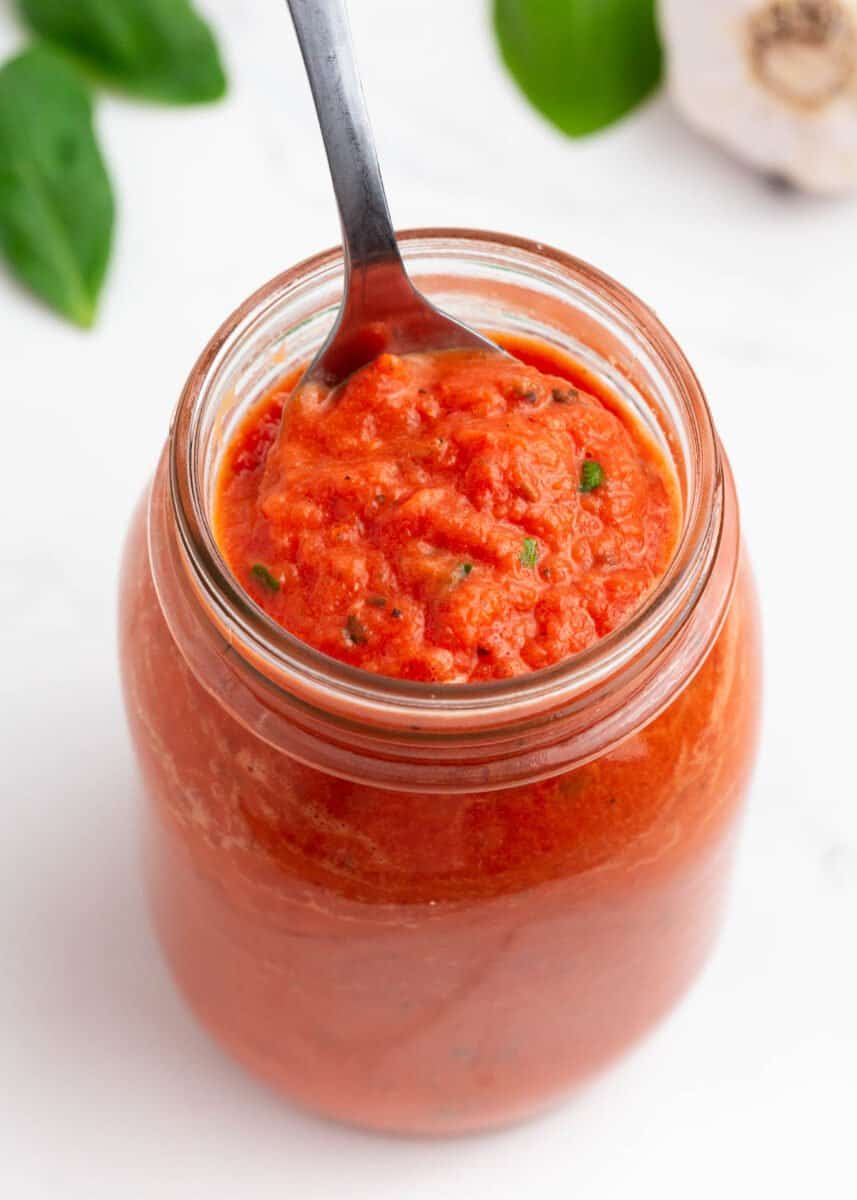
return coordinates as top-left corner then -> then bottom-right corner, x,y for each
345,614 -> 368,644
579,460 -> 605,493
552,387 -> 580,404
520,537 -> 539,569
250,563 -> 280,592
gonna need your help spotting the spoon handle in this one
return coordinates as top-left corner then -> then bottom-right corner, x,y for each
285,0 -> 402,275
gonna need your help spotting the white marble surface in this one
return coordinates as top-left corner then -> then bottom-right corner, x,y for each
1,2 -> 855,1196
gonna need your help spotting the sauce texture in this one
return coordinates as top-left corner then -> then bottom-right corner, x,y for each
120,327 -> 760,1134
215,341 -> 680,681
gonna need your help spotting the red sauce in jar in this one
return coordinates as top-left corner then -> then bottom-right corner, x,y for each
119,324 -> 759,1134
215,337 -> 680,680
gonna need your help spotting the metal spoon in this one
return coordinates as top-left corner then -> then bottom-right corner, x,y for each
284,0 -> 505,389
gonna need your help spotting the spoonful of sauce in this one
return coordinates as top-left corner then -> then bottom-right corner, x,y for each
284,0 -> 506,389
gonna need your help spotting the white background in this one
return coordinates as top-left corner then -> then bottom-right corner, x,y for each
1,2 -> 855,1196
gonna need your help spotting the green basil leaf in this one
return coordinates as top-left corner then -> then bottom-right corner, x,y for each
0,46 -> 114,327
18,0 -> 227,105
494,0 -> 662,137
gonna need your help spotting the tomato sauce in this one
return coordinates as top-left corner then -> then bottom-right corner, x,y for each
120,315 -> 760,1134
215,339 -> 680,681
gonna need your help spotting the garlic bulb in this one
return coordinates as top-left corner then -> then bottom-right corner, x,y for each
658,0 -> 857,193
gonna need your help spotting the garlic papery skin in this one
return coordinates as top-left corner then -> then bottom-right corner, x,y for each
658,0 -> 857,194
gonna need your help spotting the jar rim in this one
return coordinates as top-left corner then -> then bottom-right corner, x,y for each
168,227 -> 725,737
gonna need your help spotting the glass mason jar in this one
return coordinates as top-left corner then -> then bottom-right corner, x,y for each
119,230 -> 761,1136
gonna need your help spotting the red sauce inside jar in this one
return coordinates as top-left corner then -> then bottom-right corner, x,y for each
120,327 -> 760,1134
214,336 -> 680,680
